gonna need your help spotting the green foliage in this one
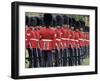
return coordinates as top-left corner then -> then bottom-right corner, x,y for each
71,15 -> 85,21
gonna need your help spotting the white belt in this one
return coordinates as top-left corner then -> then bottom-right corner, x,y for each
79,39 -> 83,40
41,39 -> 53,42
61,38 -> 70,40
30,38 -> 39,41
70,39 -> 78,41
56,39 -> 61,41
74,40 -> 78,41
85,40 -> 89,41
27,33 -> 30,36
70,39 -> 74,41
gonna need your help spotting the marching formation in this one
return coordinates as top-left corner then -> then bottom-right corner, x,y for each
25,14 -> 90,68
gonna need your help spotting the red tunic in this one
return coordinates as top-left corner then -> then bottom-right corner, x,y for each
84,32 -> 86,46
60,28 -> 70,48
55,28 -> 63,49
85,33 -> 90,46
69,29 -> 75,48
39,28 -> 56,51
74,31 -> 80,48
78,31 -> 84,47
25,28 -> 33,48
30,29 -> 40,48
82,32 -> 85,47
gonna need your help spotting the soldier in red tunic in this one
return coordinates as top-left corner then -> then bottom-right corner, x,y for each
30,16 -> 44,67
35,16 -> 45,67
78,20 -> 85,64
25,28 -> 33,68
84,26 -> 90,58
74,21 -> 82,65
68,18 -> 76,66
39,13 -> 56,67
61,15 -> 70,66
27,16 -> 40,67
55,15 -> 64,66
25,16 -> 34,68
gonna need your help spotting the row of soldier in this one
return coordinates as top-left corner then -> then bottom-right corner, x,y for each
25,14 -> 89,68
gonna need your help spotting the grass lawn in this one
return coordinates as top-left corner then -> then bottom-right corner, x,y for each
82,57 -> 90,65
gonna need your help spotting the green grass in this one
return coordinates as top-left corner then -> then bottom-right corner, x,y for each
82,57 -> 90,65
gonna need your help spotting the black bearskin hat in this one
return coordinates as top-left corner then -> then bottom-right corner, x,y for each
39,16 -> 44,26
79,20 -> 85,28
30,17 -> 37,26
25,16 -> 30,26
51,17 -> 57,27
81,21 -> 85,28
75,21 -> 81,30
79,20 -> 85,31
68,17 -> 72,27
56,15 -> 63,26
63,15 -> 69,25
70,18 -> 76,27
43,13 -> 52,26
34,17 -> 40,26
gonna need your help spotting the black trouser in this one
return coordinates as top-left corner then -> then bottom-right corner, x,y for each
54,49 -> 62,66
39,49 -> 44,67
85,46 -> 89,58
62,48 -> 69,66
74,48 -> 82,65
68,47 -> 75,66
32,48 -> 41,68
79,47 -> 84,65
54,49 -> 58,66
83,46 -> 87,59
84,46 -> 87,58
41,50 -> 54,67
74,48 -> 78,66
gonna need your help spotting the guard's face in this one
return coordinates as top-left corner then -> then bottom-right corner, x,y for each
63,25 -> 67,28
80,28 -> 83,31
76,29 -> 79,31
71,26 -> 74,30
57,26 -> 60,28
67,25 -> 69,28
32,27 -> 34,30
